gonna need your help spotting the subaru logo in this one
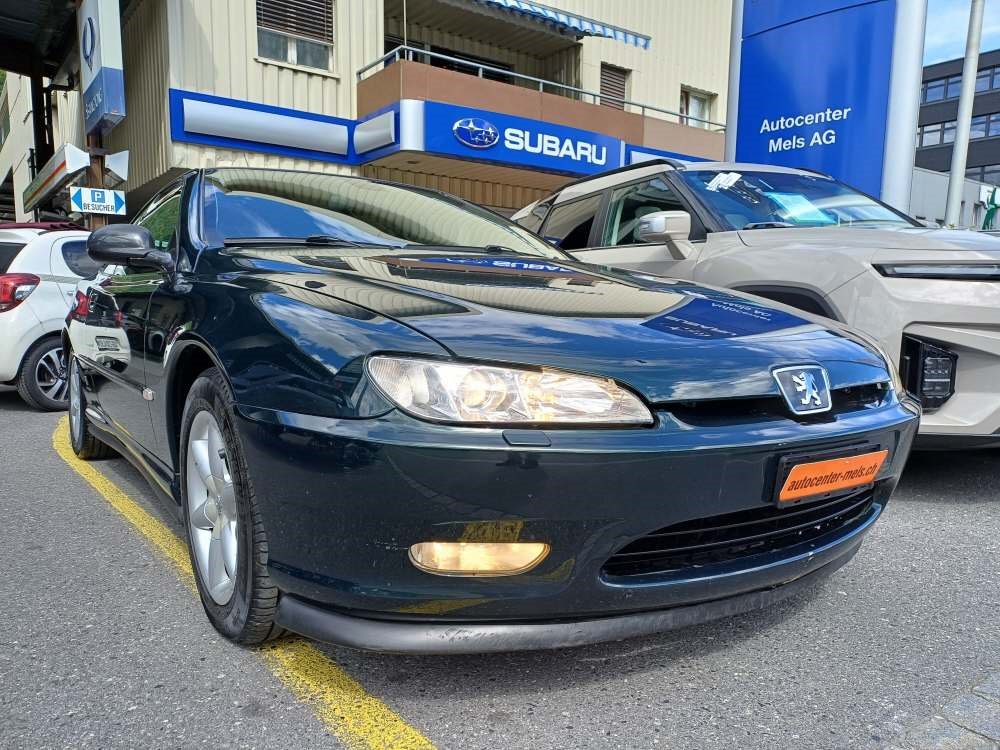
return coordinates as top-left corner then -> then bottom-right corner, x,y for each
773,365 -> 832,415
453,117 -> 500,149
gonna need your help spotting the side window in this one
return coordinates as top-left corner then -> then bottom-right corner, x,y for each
540,194 -> 602,250
60,240 -> 104,279
0,242 -> 25,272
136,191 -> 183,251
516,199 -> 552,234
602,177 -> 686,246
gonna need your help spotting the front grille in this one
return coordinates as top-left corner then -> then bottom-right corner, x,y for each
602,491 -> 875,578
665,383 -> 889,426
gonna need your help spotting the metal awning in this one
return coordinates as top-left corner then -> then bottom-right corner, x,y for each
469,0 -> 651,49
0,0 -> 77,78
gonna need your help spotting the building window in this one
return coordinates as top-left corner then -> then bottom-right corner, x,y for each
256,0 -> 334,71
680,87 -> 713,128
918,112 -> 1000,147
599,64 -> 629,110
919,122 -> 942,147
922,66 -> 1000,102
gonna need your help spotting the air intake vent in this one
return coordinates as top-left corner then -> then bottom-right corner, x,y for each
603,491 -> 875,578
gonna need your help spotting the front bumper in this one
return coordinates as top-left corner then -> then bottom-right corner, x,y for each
233,394 -> 917,649
276,545 -> 859,654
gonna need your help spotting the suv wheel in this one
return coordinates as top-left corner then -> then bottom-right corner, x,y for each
17,337 -> 69,411
179,367 -> 284,645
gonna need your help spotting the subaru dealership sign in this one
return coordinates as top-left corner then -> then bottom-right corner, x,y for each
78,0 -> 126,134
728,0 -> 927,206
425,102 -> 618,175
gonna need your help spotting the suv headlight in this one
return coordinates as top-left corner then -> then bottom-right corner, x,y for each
874,263 -> 1000,280
366,355 -> 653,426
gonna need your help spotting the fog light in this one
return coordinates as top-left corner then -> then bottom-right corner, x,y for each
900,336 -> 958,410
409,542 -> 550,576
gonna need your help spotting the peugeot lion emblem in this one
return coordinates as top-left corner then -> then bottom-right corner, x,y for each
452,117 -> 500,149
773,365 -> 832,415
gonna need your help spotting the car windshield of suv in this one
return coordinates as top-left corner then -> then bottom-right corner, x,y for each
677,169 -> 916,231
201,169 -> 567,259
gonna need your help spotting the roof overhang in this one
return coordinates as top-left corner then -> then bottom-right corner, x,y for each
0,0 -> 78,78
465,0 -> 651,49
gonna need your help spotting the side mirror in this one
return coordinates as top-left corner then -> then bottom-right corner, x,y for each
87,225 -> 173,271
634,210 -> 692,244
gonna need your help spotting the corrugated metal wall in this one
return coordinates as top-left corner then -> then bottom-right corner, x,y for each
164,0 -> 381,176
140,0 -> 731,201
107,0 -> 172,194
360,164 -> 549,211
545,0 -> 733,125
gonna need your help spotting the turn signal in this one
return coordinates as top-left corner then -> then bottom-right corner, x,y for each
409,542 -> 550,577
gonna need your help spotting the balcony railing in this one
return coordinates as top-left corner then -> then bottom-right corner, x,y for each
357,45 -> 727,132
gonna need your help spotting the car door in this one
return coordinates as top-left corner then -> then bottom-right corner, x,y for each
51,236 -> 103,309
565,175 -> 703,279
72,188 -> 183,459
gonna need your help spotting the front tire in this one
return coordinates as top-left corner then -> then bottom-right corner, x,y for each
68,355 -> 115,460
18,337 -> 69,411
179,367 -> 283,645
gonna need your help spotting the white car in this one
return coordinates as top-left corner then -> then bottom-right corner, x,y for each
0,223 -> 96,410
513,160 -> 1000,448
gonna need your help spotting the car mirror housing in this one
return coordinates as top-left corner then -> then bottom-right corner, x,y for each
87,224 -> 173,271
635,210 -> 691,244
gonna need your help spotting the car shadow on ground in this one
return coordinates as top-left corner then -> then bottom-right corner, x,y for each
898,448 -> 1000,504
0,389 -> 48,415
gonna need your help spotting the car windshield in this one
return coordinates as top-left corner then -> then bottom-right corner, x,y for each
201,169 -> 567,259
677,169 -> 917,231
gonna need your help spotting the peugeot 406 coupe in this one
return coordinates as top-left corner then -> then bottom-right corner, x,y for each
65,168 -> 919,653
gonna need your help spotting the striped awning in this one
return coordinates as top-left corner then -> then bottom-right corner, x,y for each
470,0 -> 652,49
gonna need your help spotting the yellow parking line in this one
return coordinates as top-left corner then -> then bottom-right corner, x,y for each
52,417 -> 436,750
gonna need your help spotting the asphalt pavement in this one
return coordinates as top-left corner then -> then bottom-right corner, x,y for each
1,388 -> 997,750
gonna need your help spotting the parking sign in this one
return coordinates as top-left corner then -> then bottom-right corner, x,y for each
70,186 -> 126,215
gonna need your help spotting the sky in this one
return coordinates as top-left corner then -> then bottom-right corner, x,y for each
924,0 -> 1000,64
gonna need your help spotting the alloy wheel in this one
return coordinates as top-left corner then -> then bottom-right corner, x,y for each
69,358 -> 83,446
35,347 -> 68,403
186,410 -> 239,605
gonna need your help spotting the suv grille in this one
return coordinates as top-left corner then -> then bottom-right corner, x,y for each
602,491 -> 875,578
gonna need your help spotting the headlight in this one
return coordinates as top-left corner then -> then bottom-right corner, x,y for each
843,328 -> 905,397
366,355 -> 653,426
874,263 -> 1000,280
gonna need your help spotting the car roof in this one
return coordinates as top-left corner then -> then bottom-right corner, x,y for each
550,161 -> 829,204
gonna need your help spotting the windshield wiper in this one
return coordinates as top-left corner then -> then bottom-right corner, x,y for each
223,235 -> 396,248
742,221 -> 795,230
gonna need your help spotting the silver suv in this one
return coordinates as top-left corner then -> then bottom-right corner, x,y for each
513,160 -> 1000,448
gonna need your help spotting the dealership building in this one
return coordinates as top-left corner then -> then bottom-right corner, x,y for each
0,0 -> 732,220
909,47 -> 1000,227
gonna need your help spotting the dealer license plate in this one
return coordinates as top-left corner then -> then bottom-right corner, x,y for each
778,449 -> 889,504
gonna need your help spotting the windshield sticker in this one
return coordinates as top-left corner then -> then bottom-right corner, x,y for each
706,172 -> 742,192
642,297 -> 804,339
763,192 -> 834,224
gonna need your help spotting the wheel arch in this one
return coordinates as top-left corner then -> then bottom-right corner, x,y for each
165,336 -> 231,467
730,284 -> 843,322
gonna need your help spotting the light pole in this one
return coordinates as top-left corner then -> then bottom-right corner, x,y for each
944,0 -> 986,226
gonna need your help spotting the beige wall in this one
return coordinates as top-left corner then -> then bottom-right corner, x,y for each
164,0 -> 381,177
0,0 -> 733,215
0,76 -> 84,220
547,0 -> 732,126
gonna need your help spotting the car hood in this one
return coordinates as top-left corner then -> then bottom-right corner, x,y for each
225,248 -> 888,403
737,225 -> 1000,259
